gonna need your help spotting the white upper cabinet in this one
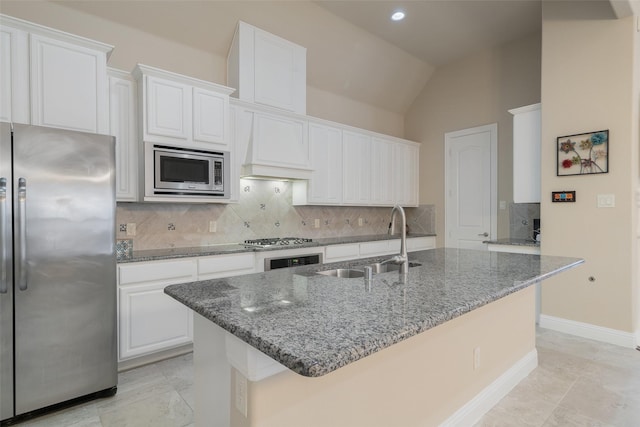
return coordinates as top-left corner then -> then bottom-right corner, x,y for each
370,137 -> 394,206
0,23 -> 29,124
145,75 -> 190,141
293,121 -> 343,205
293,121 -> 420,207
134,64 -> 234,150
108,68 -> 138,202
193,87 -> 228,144
393,141 -> 420,206
227,21 -> 306,114
342,130 -> 371,205
0,14 -> 112,133
510,103 -> 541,203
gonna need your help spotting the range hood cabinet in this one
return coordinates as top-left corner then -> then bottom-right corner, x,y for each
236,107 -> 313,180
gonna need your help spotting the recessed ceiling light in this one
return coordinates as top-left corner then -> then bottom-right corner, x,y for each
391,10 -> 405,21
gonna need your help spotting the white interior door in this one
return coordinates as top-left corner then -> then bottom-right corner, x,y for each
445,124 -> 497,249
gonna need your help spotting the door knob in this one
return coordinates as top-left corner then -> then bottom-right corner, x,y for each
478,232 -> 489,237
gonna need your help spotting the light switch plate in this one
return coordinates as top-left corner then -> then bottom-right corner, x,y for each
597,194 -> 615,208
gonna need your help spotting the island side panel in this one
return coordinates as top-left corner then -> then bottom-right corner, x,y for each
240,286 -> 536,427
193,314 -> 231,427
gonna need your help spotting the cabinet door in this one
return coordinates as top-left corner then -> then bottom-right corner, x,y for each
145,76 -> 190,142
512,104 -> 541,203
0,25 -> 29,124
253,27 -> 306,114
371,137 -> 394,206
251,111 -> 309,170
118,259 -> 197,360
109,71 -> 138,202
30,34 -> 108,133
119,282 -> 193,360
342,131 -> 371,205
394,142 -> 419,206
192,87 -> 228,148
307,123 -> 343,204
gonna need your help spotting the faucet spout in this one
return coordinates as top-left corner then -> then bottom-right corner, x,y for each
387,205 -> 408,275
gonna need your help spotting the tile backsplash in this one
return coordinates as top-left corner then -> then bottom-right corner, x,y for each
509,203 -> 540,240
117,179 -> 435,250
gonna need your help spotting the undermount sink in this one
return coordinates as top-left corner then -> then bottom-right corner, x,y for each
366,261 -> 422,273
316,262 -> 422,278
316,268 -> 365,278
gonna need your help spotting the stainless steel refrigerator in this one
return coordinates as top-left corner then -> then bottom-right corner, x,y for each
0,122 -> 117,423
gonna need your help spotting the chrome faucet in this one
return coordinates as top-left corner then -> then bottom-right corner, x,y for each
383,205 -> 409,275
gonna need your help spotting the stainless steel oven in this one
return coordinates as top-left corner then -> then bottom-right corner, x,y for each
144,143 -> 229,198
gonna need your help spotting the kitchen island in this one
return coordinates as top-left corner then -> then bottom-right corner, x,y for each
165,248 -> 582,427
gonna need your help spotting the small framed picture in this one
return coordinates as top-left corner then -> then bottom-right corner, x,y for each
557,130 -> 608,176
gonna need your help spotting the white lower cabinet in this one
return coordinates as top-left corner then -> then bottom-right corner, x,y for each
117,253 -> 257,363
117,259 -> 197,361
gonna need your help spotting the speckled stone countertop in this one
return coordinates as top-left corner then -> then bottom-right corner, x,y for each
165,248 -> 582,377
484,238 -> 540,247
117,233 -> 435,263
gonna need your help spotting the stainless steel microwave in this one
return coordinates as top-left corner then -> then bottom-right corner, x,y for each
145,143 -> 230,198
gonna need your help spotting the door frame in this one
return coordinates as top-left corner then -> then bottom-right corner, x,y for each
444,123 -> 498,248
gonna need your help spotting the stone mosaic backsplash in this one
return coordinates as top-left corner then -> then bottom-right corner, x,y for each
117,179 -> 435,250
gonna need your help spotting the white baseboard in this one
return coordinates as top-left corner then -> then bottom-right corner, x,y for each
440,349 -> 538,427
539,314 -> 636,348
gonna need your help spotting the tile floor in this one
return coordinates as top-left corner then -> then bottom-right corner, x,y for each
12,328 -> 640,427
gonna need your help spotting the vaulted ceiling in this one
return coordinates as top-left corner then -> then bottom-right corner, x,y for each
47,1 -> 546,114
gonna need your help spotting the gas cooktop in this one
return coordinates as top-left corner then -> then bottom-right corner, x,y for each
243,237 -> 313,248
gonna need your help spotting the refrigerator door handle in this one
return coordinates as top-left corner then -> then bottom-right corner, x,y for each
18,177 -> 27,291
0,177 -> 6,293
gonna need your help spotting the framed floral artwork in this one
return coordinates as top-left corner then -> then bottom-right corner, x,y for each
557,130 -> 609,176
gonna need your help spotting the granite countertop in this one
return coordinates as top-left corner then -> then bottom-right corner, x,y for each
484,238 -> 540,247
165,248 -> 582,377
117,233 -> 436,263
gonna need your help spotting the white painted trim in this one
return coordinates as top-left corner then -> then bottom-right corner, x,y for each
440,349 -> 538,427
539,314 -> 637,348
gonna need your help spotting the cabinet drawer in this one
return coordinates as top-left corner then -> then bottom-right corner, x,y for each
325,243 -> 359,262
198,253 -> 256,279
118,259 -> 197,286
407,237 -> 436,252
359,240 -> 392,257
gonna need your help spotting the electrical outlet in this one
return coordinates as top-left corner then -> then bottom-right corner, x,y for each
209,220 -> 217,233
358,218 -> 363,226
473,347 -> 481,370
314,219 -> 320,228
126,223 -> 136,236
235,371 -> 248,417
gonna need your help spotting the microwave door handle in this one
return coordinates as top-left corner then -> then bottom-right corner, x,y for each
17,178 -> 27,291
0,177 -> 6,293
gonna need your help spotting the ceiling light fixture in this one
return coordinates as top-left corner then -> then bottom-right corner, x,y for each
391,10 -> 405,21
